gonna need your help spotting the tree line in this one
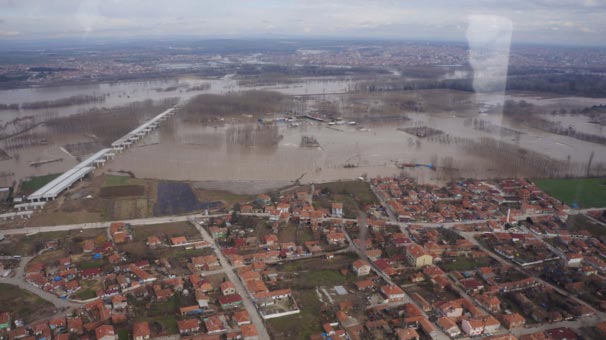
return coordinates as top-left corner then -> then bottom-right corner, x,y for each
0,94 -> 108,110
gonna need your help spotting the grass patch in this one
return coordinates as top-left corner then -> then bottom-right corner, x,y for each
79,259 -> 105,269
148,295 -> 179,316
297,227 -> 314,244
316,180 -> 378,205
20,173 -> 60,193
567,214 -> 606,237
151,316 -> 178,335
109,198 -> 151,220
131,222 -> 199,242
534,177 -> 606,208
28,211 -> 103,226
117,329 -> 129,340
0,231 -> 69,256
130,295 -> 180,335
440,256 -> 491,271
194,187 -> 253,207
267,289 -> 324,340
0,283 -> 55,323
315,180 -> 378,218
75,288 -> 97,300
103,175 -> 144,187
166,248 -> 212,260
300,269 -> 349,288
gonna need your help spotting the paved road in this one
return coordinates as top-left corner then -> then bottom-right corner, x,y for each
1,213 -> 228,235
345,215 -> 450,340
0,256 -> 80,309
190,218 -> 271,340
510,316 -> 600,337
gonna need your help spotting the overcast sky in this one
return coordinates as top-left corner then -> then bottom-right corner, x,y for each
1,0 -> 605,46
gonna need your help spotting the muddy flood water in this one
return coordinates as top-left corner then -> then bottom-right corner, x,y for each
2,76 -> 606,192
105,111 -> 606,192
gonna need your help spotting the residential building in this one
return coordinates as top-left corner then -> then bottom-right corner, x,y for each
95,325 -> 116,340
396,328 -> 420,340
461,318 -> 484,337
146,236 -> 162,247
221,281 -> 236,296
241,324 -> 259,340
438,317 -> 461,338
233,310 -> 251,326
352,259 -> 371,276
177,319 -> 200,336
203,316 -> 226,334
381,285 -> 406,302
332,203 -> 343,217
406,244 -> 433,268
501,313 -> 526,329
132,322 -> 150,340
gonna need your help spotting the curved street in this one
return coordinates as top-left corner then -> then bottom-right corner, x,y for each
0,256 -> 81,309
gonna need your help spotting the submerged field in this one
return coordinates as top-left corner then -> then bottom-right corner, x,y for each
533,177 -> 606,208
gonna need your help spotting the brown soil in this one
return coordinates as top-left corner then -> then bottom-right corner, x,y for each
99,185 -> 145,198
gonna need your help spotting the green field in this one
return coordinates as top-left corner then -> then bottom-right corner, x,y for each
0,283 -> 55,322
79,259 -> 106,269
315,180 -> 378,218
300,269 -> 349,288
103,175 -> 144,187
440,256 -> 492,271
566,214 -> 606,237
117,329 -> 129,340
315,180 -> 378,205
0,231 -> 69,256
267,289 -> 324,340
75,288 -> 97,300
534,178 -> 606,208
20,173 -> 61,193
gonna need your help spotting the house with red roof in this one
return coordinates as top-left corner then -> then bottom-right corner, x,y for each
233,310 -> 251,326
501,313 -> 526,329
406,244 -> 433,268
67,317 -> 83,334
219,294 -> 243,309
381,284 -> 405,302
132,322 -> 150,340
177,319 -> 200,336
170,236 -> 188,246
352,259 -> 371,276
221,281 -> 236,295
203,316 -> 226,334
241,324 -> 259,340
146,236 -> 162,247
95,325 -> 115,340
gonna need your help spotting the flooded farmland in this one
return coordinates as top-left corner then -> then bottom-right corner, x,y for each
105,111 -> 606,192
2,75 -> 606,191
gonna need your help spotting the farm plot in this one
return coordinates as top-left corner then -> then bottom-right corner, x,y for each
154,181 -> 222,216
100,185 -> 145,198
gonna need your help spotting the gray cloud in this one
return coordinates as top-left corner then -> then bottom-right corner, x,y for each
0,0 -> 604,46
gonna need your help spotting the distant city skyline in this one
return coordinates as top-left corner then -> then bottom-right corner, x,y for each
1,0 -> 605,47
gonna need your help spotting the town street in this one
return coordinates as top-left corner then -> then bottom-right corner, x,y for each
189,218 -> 271,340
0,256 -> 81,309
342,221 -> 451,340
1,184 -> 604,339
